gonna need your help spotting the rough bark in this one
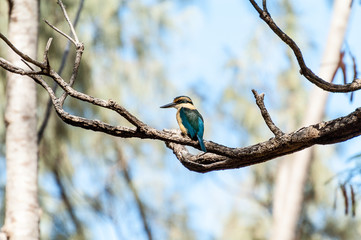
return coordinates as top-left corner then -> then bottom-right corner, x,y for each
0,0 -> 360,175
1,33 -> 361,173
0,0 -> 40,240
271,1 -> 352,239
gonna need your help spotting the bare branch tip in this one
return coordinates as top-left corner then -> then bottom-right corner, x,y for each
43,38 -> 53,68
251,89 -> 258,95
45,38 -> 53,53
57,0 -> 80,43
46,37 -> 53,46
251,89 -> 265,99
252,89 -> 284,137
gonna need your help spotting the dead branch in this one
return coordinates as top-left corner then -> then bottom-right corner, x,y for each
1,0 -> 361,173
38,0 -> 85,143
252,89 -> 284,137
249,0 -> 361,93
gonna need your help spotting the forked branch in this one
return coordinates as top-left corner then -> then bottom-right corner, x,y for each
1,0 -> 361,173
252,89 -> 284,137
249,0 -> 361,93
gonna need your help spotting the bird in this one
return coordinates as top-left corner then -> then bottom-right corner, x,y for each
160,96 -> 206,152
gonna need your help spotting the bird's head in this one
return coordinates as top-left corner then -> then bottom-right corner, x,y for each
160,96 -> 195,110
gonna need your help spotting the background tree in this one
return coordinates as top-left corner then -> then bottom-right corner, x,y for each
272,0 -> 353,239
0,0 -> 40,240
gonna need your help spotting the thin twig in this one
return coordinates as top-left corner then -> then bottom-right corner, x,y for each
340,183 -> 349,215
350,185 -> 356,217
0,57 -> 41,75
55,0 -> 85,106
38,0 -> 85,143
262,0 -> 269,13
252,89 -> 284,137
43,38 -> 53,70
57,0 -> 80,43
59,44 -> 84,106
0,32 -> 44,68
21,59 -> 35,71
44,20 -> 77,46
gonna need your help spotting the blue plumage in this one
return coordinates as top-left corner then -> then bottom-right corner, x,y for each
160,96 -> 207,152
179,108 -> 206,152
179,108 -> 200,139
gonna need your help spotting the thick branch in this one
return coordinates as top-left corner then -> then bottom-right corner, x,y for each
1,0 -> 361,174
166,108 -> 361,172
1,55 -> 361,172
249,0 -> 361,93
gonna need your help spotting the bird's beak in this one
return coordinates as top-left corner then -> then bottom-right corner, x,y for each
160,102 -> 176,108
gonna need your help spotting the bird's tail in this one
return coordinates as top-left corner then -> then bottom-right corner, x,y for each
197,135 -> 207,152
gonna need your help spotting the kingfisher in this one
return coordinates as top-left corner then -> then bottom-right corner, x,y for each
160,96 -> 206,152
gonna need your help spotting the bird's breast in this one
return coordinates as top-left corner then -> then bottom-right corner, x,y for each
176,109 -> 188,135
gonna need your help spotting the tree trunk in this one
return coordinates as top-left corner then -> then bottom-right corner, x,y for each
271,1 -> 352,240
0,0 -> 40,240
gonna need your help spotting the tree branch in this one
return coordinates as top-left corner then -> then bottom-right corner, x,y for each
252,89 -> 284,137
57,0 -> 80,44
38,0 -> 85,143
249,0 -> 361,93
0,32 -> 44,69
1,33 -> 361,172
165,108 -> 361,172
1,0 -> 361,173
44,5 -> 84,107
44,20 -> 76,46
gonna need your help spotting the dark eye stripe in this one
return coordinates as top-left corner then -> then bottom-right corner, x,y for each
176,99 -> 191,104
174,96 -> 193,104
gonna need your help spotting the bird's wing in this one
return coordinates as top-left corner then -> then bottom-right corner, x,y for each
197,134 -> 207,152
179,108 -> 203,140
